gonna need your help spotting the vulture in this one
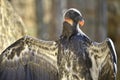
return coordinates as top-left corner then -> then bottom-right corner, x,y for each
57,8 -> 117,80
0,8 -> 117,80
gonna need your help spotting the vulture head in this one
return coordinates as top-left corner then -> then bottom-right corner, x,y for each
62,8 -> 85,39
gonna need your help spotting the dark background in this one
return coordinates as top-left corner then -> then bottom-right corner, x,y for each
9,0 -> 120,79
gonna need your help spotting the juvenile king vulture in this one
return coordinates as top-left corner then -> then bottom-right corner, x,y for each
0,8 -> 117,80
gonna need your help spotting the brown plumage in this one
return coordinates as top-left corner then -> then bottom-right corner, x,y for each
0,36 -> 58,80
58,8 -> 117,80
0,8 -> 117,80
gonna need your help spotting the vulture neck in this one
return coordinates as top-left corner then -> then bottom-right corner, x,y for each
76,23 -> 86,35
61,22 -> 77,40
61,22 -> 87,39
60,22 -> 92,45
76,24 -> 92,43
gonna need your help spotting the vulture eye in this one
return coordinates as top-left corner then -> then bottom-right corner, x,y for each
64,18 -> 73,26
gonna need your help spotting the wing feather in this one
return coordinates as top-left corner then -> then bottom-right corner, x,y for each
0,36 -> 58,80
88,38 -> 117,80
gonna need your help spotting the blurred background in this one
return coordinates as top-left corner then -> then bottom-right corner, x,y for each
7,0 -> 120,79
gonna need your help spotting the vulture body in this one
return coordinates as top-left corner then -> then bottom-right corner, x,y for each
57,8 -> 117,80
0,8 -> 117,80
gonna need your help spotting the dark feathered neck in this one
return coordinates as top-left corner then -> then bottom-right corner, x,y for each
61,22 -> 77,40
60,23 -> 92,45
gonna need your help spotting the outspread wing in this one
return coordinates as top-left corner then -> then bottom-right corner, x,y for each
0,36 -> 58,80
88,38 -> 117,80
